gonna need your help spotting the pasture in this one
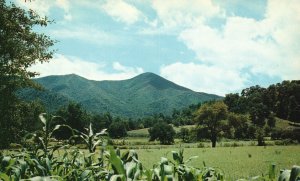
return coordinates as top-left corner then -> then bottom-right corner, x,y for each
133,145 -> 300,180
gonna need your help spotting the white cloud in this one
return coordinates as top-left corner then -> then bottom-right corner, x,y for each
113,62 -> 144,74
15,0 -> 72,21
50,27 -> 118,45
178,0 -> 300,81
153,0 -> 220,26
30,54 -> 144,81
140,0 -> 222,34
101,0 -> 143,25
160,62 -> 246,96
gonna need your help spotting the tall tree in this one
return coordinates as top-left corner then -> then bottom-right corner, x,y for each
148,122 -> 175,145
0,0 -> 54,148
195,101 -> 228,147
55,103 -> 89,139
288,96 -> 300,123
108,119 -> 127,138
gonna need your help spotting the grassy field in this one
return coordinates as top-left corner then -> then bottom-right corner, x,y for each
119,120 -> 299,179
127,125 -> 196,137
132,145 -> 300,180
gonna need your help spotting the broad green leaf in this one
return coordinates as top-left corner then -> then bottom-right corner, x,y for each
95,129 -> 107,137
80,170 -> 91,180
163,165 -> 173,175
172,151 -> 181,164
0,173 -> 10,180
278,170 -> 291,181
144,169 -> 153,181
109,175 -> 125,181
125,162 -> 137,179
290,165 -> 300,181
121,150 -> 129,161
109,148 -> 126,175
21,176 -> 61,181
160,157 -> 168,165
184,156 -> 198,164
1,156 -> 15,173
92,139 -> 102,151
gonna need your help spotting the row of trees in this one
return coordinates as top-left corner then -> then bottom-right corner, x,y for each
224,81 -> 300,123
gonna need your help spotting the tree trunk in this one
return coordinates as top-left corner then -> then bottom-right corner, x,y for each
211,134 -> 217,148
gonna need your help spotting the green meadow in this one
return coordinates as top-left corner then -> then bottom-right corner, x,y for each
134,146 -> 300,180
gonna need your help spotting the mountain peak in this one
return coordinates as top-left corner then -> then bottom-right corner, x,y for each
23,72 -> 222,117
129,72 -> 189,91
130,72 -> 162,81
138,72 -> 158,77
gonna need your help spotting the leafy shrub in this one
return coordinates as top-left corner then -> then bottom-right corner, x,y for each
197,142 -> 205,148
271,128 -> 300,143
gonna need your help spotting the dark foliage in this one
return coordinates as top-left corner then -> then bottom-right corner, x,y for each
148,122 -> 176,144
108,120 -> 127,138
0,0 -> 54,148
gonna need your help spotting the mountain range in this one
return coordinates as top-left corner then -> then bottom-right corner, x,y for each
19,72 -> 222,117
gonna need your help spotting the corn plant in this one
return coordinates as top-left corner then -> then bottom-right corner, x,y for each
25,113 -> 73,158
107,148 -> 143,181
72,123 -> 107,153
278,165 -> 300,181
171,149 -> 200,181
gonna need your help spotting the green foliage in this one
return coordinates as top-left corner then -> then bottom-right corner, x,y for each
108,120 -> 128,139
223,83 -> 300,144
0,125 -> 300,181
59,103 -> 88,130
195,101 -> 228,147
224,80 -> 300,124
148,122 -> 176,145
271,128 -> 300,143
31,113 -> 73,157
19,73 -> 221,118
0,0 -> 55,148
227,112 -> 250,139
178,128 -> 192,143
73,123 -> 107,153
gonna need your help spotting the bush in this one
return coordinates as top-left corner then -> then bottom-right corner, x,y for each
271,128 -> 300,143
197,142 -> 205,148
178,128 -> 192,143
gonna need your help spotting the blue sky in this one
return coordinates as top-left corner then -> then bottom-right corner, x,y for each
13,0 -> 300,96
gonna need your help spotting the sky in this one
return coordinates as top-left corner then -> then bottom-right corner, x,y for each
11,0 -> 300,96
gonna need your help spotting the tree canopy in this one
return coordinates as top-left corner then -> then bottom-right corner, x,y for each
0,0 -> 54,148
148,122 -> 176,145
195,101 -> 228,147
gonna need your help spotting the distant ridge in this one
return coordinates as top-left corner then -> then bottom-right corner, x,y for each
19,72 -> 222,117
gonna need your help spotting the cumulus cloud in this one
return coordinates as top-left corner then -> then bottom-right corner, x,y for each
30,54 -> 144,81
140,0 -> 222,34
101,0 -> 143,25
152,0 -> 220,27
179,0 -> 300,80
160,62 -> 246,96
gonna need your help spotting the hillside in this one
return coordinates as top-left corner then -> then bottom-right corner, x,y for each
19,72 -> 222,117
